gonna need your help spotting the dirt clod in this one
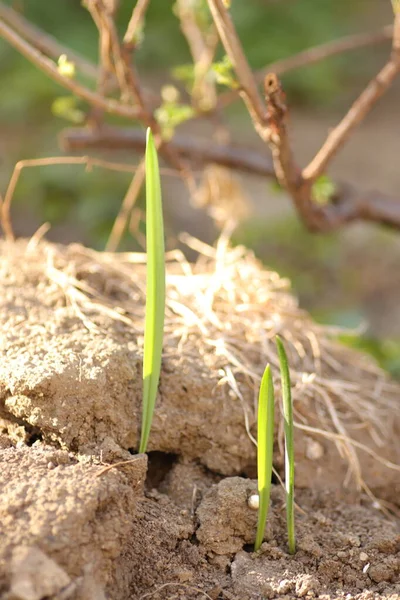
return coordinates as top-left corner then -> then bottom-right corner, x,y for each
9,546 -> 71,600
0,445 -> 147,599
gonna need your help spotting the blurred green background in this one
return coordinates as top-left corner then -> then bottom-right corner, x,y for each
1,0 -> 400,376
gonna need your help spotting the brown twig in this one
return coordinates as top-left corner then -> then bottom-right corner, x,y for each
258,25 -> 394,82
60,126 -> 276,177
263,73 -> 318,227
217,24 -> 393,110
3,0 -> 400,238
95,456 -> 145,477
261,58 -> 400,232
139,583 -> 214,600
303,12 -> 400,182
206,0 -> 267,133
0,2 -> 99,81
262,66 -> 400,232
59,125 -> 400,231
123,0 -> 150,46
208,1 -> 400,232
84,0 -> 133,102
176,0 -> 219,111
106,159 -> 146,251
0,156 -> 145,241
0,18 -> 142,121
81,0 -> 195,248
0,1 -> 158,109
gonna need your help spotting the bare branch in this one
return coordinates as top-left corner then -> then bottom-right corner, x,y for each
124,0 -> 150,46
176,0 -> 219,111
106,160 -> 146,251
0,156 -> 144,242
0,2 -> 99,81
0,1 -> 158,110
81,0 -> 196,248
262,74 -> 317,227
321,186 -> 400,231
0,18 -> 142,120
60,126 -> 276,177
217,24 -> 393,110
58,125 -> 400,232
206,0 -> 266,129
303,13 -> 400,182
258,25 -> 394,82
84,0 -> 133,102
3,0 -> 400,239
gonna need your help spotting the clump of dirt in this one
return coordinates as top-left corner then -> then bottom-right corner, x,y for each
0,238 -> 399,599
0,444 -> 148,599
196,477 -> 261,556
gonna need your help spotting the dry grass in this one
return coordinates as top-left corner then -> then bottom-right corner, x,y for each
4,230 -> 400,503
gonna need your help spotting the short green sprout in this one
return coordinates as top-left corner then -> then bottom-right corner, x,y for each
254,338 -> 296,554
254,365 -> 275,552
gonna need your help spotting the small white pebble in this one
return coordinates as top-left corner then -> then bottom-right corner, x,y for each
363,563 -> 370,574
277,579 -> 291,594
359,552 -> 369,562
247,493 -> 259,510
47,461 -> 56,470
301,372 -> 316,385
305,438 -> 324,461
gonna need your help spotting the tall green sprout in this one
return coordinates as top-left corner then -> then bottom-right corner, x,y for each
276,336 -> 296,554
139,129 -> 166,454
255,364 -> 275,552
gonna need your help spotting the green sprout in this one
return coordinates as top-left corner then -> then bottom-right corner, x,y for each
139,128 -> 166,454
254,365 -> 275,552
276,336 -> 296,555
254,339 -> 296,554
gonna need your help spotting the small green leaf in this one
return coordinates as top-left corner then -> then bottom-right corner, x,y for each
139,129 -> 166,454
155,100 -> 195,140
172,63 -> 196,92
211,55 -> 239,89
52,96 -> 85,124
311,174 -> 336,206
255,364 -> 275,552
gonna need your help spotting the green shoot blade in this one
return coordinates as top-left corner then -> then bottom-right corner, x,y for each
139,128 -> 166,454
255,364 -> 275,552
276,336 -> 296,554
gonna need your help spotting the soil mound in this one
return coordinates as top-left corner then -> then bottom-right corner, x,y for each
0,238 -> 399,599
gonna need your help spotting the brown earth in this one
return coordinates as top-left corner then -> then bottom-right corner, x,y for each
0,239 -> 399,600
